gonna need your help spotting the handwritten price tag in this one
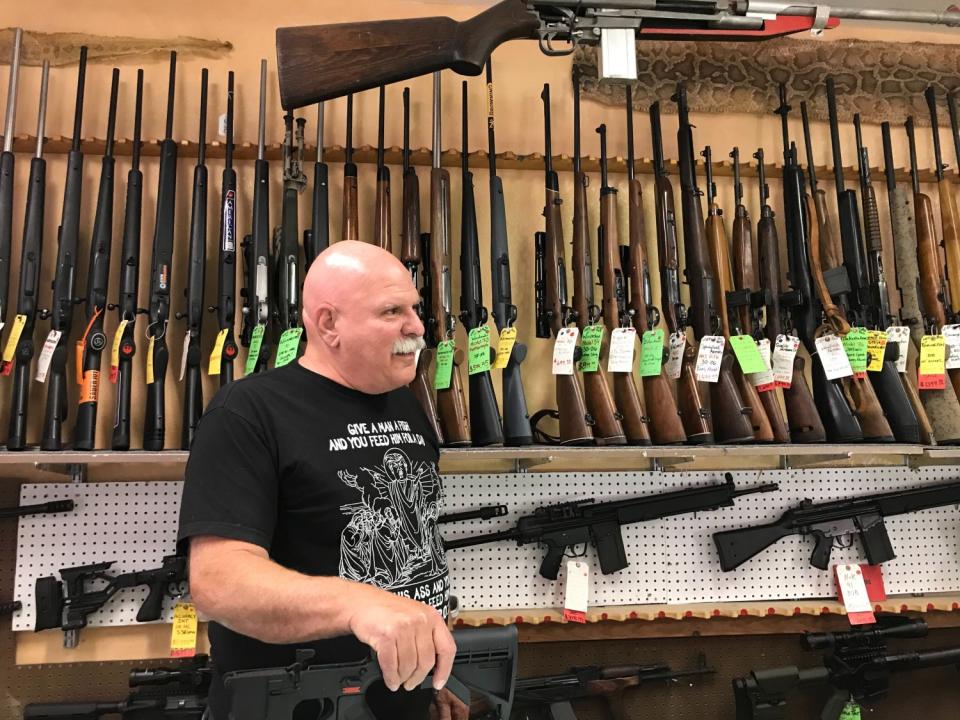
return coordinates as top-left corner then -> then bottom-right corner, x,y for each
467,326 -> 492,375
886,326 -> 910,374
552,327 -> 579,376
578,325 -> 603,373
607,327 -> 637,373
665,332 -> 685,380
639,329 -> 665,377
772,334 -> 800,388
918,335 -> 946,390
695,336 -> 725,383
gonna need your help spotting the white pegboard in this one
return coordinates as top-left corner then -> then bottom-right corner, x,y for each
10,467 -> 960,631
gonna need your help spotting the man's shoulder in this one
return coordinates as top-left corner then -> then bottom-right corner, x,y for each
204,365 -> 297,419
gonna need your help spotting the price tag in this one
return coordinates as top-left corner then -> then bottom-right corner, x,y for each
757,338 -> 772,370
772,334 -> 800,388
815,334 -> 855,380
145,336 -> 156,385
639,329 -> 665,377
244,324 -> 265,375
841,326 -> 869,376
695,335 -> 725,383
35,330 -> 62,383
729,334 -> 767,374
866,329 -> 889,372
552,327 -> 579,376
943,324 -> 960,369
492,326 -> 517,370
838,703 -> 862,720
110,319 -> 129,383
274,327 -> 303,368
577,325 -> 603,373
1,314 -> 27,374
607,327 -> 637,373
218,112 -> 228,138
918,334 -> 947,390
434,339 -> 455,389
665,332 -> 686,380
467,326 -> 492,375
169,601 -> 198,658
834,564 -> 876,626
179,331 -> 191,382
886,326 -> 910,374
208,327 -> 229,375
562,560 -> 589,624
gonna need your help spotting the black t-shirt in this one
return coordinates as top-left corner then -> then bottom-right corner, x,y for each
177,362 -> 449,719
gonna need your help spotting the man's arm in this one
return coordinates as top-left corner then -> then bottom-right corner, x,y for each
189,535 -> 455,692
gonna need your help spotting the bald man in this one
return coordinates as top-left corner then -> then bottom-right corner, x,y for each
178,242 -> 464,719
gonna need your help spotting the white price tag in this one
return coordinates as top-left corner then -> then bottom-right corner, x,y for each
552,327 -> 579,376
835,564 -> 876,625
35,330 -> 62,383
886,326 -> 910,374
815,334 -> 854,380
665,331 -> 686,380
772,334 -> 801,388
179,331 -> 191,382
562,560 -> 589,624
943,324 -> 960,369
694,335 -> 725,383
218,112 -> 228,137
757,338 -> 772,370
606,327 -> 637,373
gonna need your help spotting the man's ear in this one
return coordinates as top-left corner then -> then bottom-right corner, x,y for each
312,303 -> 341,347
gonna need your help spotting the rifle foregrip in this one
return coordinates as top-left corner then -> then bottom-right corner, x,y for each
7,356 -> 33,450
539,543 -> 566,581
143,343 -> 168,451
713,522 -> 789,572
40,360 -> 68,450
181,365 -> 203,450
111,356 -> 132,450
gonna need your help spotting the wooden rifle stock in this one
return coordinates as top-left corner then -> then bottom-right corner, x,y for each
410,349 -> 444,444
939,179 -> 960,314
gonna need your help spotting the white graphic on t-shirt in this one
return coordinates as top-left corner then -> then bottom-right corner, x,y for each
337,448 -> 447,591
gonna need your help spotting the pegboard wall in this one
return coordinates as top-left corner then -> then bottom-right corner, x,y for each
10,466 -> 960,632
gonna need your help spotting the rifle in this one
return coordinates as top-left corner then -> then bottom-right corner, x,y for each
38,46 -> 87,451
303,100 -> 328,270
567,74 -> 621,445
73,68 -> 119,451
34,555 -> 187,648
374,85 -> 391,250
928,86 -> 960,321
0,28 -> 23,357
622,86 -> 685,445
459,80 -> 503,447
0,499 -> 73,520
487,60 -> 532,447
649,101 -> 712,444
734,616 -> 960,720
4,61 -> 49,450
596,122 -> 651,446
211,71 -> 239,386
274,1 -> 960,108
175,70 -> 209,450
447,473 -> 778,579
673,85 -> 753,444
240,59 -> 272,375
429,72 -> 471,446
754,146 -> 825,443
142,52 -> 178,451
110,70 -> 144,450
714,476 -> 960,571
342,93 -> 358,242
882,120 -> 958,445
703,144 -> 774,442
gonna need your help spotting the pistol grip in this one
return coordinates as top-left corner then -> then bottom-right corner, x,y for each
810,530 -> 834,570
137,581 -> 167,622
539,543 -> 566,581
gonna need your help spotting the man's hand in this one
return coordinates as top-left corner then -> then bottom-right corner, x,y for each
429,688 -> 469,720
348,584 -> 456,693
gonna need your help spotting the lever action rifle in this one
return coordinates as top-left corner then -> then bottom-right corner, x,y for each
143,52 -> 178,451
487,60 -> 532,446
533,82 -> 593,445
649,100 -> 712,444
459,80 -> 503,447
4,61 -> 50,450
673,85 -> 753,443
303,100 -> 328,270
374,85 -> 391,250
39,46 -> 87,451
622,86 -> 685,445
342,93 -> 358,242
273,108 -> 306,363
275,1 -> 960,108
110,70 -> 144,450
596,121 -> 651,446
73,68 -> 120,451
0,29 -> 22,355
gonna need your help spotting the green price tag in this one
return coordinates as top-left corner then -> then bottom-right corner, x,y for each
578,324 -> 604,373
842,327 -> 869,374
729,335 -> 766,374
639,329 -> 665,377
274,327 -> 304,368
244,324 -> 265,375
467,326 -> 492,375
839,702 -> 861,720
434,340 -> 454,390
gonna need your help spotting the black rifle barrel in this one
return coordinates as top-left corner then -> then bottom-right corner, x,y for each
215,70 -> 238,387
0,28 -> 23,369
0,499 -> 74,520
925,86 -> 946,180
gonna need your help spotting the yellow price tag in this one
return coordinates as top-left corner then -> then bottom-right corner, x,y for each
490,327 -> 516,370
866,330 -> 887,373
169,601 -> 198,658
146,336 -> 156,385
2,314 -> 26,364
208,328 -> 229,376
918,335 -> 947,391
110,319 -> 128,382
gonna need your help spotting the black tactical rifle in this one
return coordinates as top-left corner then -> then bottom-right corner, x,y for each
303,99 -> 328,270
1,499 -> 74,520
0,29 -> 23,356
273,109 -> 306,356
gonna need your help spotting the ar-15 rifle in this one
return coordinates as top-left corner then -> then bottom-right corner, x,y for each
342,93 -> 358,242
649,101 -> 712,444
34,555 -> 187,648
487,60 -> 532,447
303,100 -> 328,270
110,70 -> 144,450
275,1 -> 960,108
714,476 -> 960,571
0,29 -> 22,356
373,85 -> 391,250
73,68 -> 120,451
4,61 -> 49,450
225,626 -> 518,720
447,473 -> 778,580
621,86 -> 685,445
734,616 -> 960,720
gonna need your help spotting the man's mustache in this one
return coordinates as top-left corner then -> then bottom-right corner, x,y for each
393,336 -> 427,354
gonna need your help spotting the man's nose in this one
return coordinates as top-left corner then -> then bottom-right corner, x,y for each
404,306 -> 425,337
